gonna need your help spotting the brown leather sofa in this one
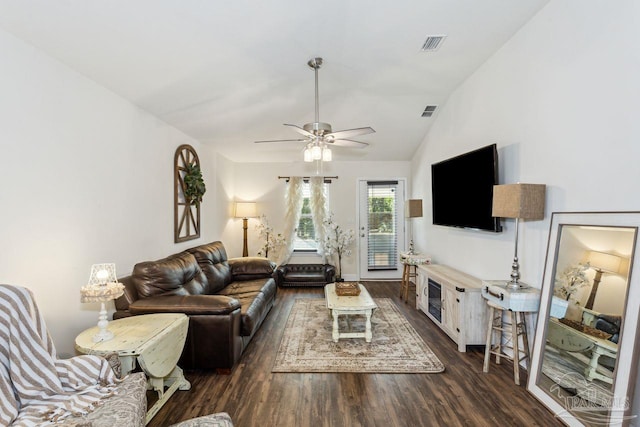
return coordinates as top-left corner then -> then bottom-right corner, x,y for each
114,241 -> 276,371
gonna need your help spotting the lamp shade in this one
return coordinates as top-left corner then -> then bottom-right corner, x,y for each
234,202 -> 257,218
80,263 -> 124,303
588,251 -> 623,273
405,199 -> 423,218
303,148 -> 313,162
322,147 -> 332,162
492,183 -> 546,220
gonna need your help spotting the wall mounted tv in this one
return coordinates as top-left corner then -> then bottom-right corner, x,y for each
431,144 -> 502,232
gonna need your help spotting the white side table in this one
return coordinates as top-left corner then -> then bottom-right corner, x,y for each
481,281 -> 540,385
399,253 -> 431,302
75,313 -> 191,424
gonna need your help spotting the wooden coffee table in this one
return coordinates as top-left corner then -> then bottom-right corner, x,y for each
75,313 -> 191,424
324,283 -> 378,342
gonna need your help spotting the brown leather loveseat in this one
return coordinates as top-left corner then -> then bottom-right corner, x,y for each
114,241 -> 276,372
275,264 -> 335,287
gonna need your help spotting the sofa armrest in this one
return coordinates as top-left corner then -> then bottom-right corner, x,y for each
275,265 -> 286,286
324,264 -> 336,282
114,275 -> 139,312
229,257 -> 276,281
129,295 -> 241,316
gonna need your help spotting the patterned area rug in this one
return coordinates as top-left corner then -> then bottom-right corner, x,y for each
541,345 -> 614,407
272,298 -> 445,373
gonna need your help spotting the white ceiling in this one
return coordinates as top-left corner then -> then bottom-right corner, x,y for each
0,0 -> 548,162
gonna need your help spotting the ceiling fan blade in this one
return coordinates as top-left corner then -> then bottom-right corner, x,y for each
254,138 -> 307,144
326,127 -> 375,140
284,123 -> 314,138
329,139 -> 370,148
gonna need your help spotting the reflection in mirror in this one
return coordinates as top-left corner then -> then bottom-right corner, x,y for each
538,224 -> 634,425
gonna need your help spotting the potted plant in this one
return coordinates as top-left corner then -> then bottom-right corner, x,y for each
183,162 -> 206,206
255,214 -> 285,259
322,213 -> 355,281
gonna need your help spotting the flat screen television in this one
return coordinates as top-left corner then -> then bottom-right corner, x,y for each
431,144 -> 502,232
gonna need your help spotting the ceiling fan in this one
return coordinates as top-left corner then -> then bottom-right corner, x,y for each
254,57 -> 375,162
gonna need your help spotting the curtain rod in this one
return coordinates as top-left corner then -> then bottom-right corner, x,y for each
278,175 -> 338,183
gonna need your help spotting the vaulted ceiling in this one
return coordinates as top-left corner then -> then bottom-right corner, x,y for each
0,0 -> 548,162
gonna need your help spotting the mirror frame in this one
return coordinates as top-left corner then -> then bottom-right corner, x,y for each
528,211 -> 640,426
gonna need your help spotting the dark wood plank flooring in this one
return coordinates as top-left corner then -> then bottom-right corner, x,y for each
148,282 -> 561,427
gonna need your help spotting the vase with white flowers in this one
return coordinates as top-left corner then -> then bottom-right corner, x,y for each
255,214 -> 285,259
322,213 -> 355,282
554,262 -> 591,303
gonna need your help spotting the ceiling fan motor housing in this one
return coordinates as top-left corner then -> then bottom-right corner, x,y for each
303,121 -> 332,136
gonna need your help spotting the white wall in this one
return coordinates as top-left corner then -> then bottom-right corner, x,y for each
227,160 -> 410,279
0,25 -> 410,356
410,0 -> 640,419
0,29 -> 224,356
411,0 -> 640,285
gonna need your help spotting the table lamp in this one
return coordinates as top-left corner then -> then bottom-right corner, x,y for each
235,201 -> 257,257
80,263 -> 124,342
584,251 -> 624,310
492,183 -> 546,289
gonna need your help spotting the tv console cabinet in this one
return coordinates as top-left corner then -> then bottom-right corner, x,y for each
416,264 -> 487,352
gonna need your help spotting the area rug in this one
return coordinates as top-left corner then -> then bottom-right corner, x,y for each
541,346 -> 613,407
272,298 -> 445,373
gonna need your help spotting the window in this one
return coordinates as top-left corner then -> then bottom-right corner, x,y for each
293,182 -> 328,251
366,181 -> 398,270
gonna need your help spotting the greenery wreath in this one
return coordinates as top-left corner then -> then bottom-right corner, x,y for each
183,162 -> 206,206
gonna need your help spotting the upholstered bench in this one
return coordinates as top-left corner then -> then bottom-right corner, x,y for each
275,264 -> 336,287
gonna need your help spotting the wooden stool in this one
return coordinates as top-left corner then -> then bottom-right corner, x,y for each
483,301 -> 530,385
400,263 -> 416,302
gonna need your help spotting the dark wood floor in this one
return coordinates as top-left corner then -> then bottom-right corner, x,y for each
148,282 -> 562,427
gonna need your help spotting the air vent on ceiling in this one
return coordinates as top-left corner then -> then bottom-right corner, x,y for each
421,105 -> 438,118
421,35 -> 447,52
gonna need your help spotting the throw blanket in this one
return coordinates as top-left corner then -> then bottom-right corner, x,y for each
0,285 -> 119,426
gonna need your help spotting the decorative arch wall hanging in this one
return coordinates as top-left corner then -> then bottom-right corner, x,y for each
174,144 -> 206,243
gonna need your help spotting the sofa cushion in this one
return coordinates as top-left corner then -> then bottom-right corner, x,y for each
132,252 -> 209,298
229,257 -> 276,281
218,278 -> 277,336
129,294 -> 241,316
187,241 -> 232,293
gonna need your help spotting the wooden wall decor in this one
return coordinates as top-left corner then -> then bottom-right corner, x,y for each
174,144 -> 203,243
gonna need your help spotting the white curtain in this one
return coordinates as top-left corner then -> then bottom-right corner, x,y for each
276,177 -> 303,265
309,176 -> 328,261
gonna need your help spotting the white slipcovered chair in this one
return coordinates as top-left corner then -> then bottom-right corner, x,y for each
0,285 -> 147,427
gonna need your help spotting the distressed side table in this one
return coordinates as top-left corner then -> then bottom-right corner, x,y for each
75,313 -> 191,424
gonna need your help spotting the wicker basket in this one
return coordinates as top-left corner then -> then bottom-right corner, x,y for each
335,282 -> 361,296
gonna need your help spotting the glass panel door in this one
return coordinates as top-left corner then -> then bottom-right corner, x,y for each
358,180 -> 405,279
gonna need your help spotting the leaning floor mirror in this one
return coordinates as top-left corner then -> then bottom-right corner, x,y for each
528,212 -> 640,426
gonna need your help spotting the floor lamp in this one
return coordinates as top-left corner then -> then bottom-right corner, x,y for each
492,183 -> 546,289
235,202 -> 257,257
584,251 -> 624,310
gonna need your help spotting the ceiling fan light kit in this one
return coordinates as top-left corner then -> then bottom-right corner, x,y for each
322,147 -> 332,161
255,57 -> 374,164
303,140 -> 332,163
